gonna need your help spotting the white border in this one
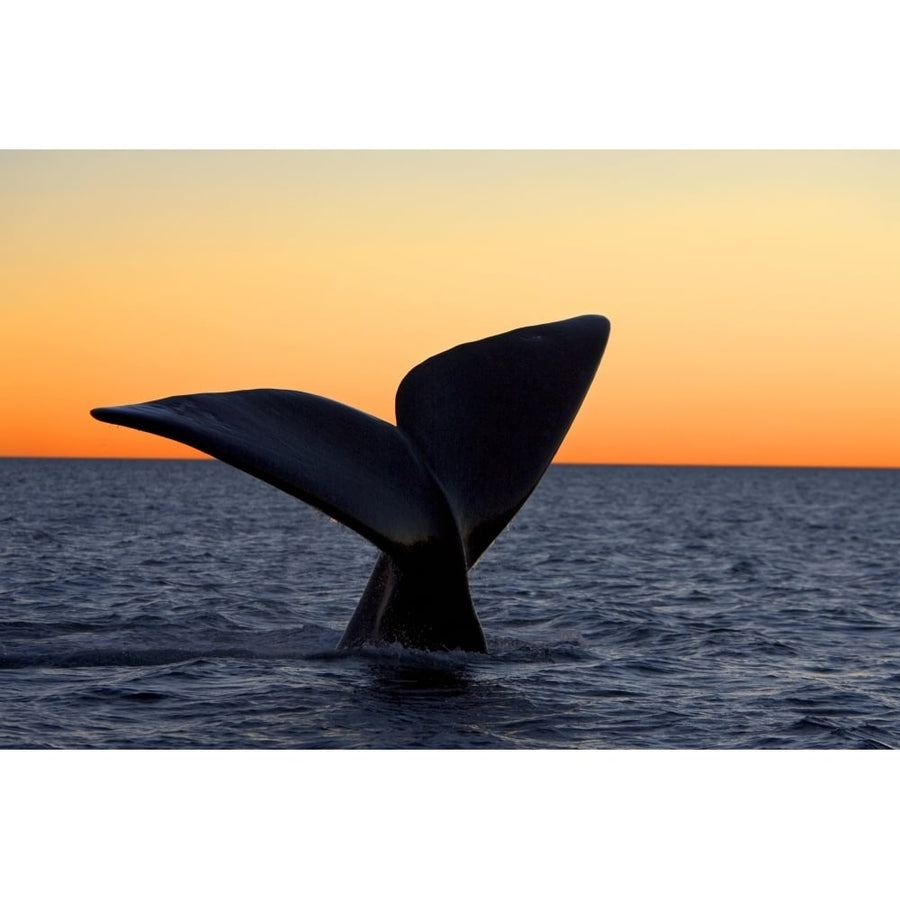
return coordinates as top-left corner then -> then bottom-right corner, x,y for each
3,2 -> 900,147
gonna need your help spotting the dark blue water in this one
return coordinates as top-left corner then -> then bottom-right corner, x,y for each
1,459 -> 898,748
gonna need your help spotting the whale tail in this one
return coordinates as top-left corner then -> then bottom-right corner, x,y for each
91,314 -> 610,651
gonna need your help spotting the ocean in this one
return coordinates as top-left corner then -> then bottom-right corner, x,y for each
1,458 -> 898,749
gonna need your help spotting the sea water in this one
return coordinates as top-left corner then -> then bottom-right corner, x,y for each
1,459 -> 898,748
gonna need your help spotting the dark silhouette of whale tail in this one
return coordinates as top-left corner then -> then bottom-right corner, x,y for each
91,314 -> 610,652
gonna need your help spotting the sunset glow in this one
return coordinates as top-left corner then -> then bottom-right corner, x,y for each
3,150 -> 898,466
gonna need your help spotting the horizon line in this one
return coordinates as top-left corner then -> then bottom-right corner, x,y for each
2,455 -> 897,472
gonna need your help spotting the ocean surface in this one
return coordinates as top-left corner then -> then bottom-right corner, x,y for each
1,459 -> 898,749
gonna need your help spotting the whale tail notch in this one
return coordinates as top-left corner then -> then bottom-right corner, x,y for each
91,314 -> 610,652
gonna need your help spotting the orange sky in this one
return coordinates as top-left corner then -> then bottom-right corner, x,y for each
2,150 -> 898,466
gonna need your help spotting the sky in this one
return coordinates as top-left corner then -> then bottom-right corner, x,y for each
3,149 -> 899,466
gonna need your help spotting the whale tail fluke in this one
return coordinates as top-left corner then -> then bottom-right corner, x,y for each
396,314 -> 610,566
91,314 -> 610,652
91,389 -> 459,562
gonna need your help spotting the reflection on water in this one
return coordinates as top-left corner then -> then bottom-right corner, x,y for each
367,660 -> 474,696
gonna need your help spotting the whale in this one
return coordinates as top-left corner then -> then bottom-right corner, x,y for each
91,314 -> 611,652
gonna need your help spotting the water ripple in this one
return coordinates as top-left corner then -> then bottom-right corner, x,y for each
1,460 -> 899,747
